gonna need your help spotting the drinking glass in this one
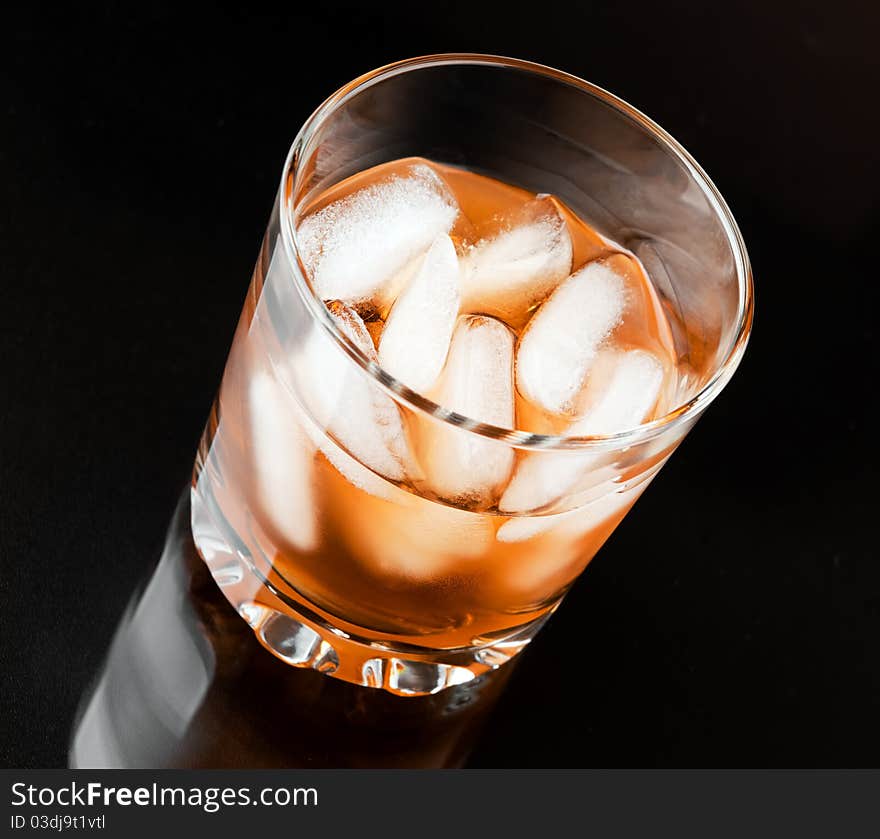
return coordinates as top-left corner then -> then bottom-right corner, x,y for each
191,54 -> 753,696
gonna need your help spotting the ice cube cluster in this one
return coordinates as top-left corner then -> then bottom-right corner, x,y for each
263,160 -> 669,544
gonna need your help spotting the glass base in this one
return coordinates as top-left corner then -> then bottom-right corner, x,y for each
70,491 -> 516,768
190,482 -> 547,696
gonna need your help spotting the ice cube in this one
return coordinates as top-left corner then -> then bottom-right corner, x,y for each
418,315 -> 515,507
495,466 -> 667,602
498,449 -> 614,516
496,508 -> 579,544
299,300 -> 410,484
500,349 -> 664,513
516,260 -> 626,415
571,348 -> 665,435
248,371 -> 318,552
497,467 -> 670,605
310,419 -> 403,502
459,197 -> 572,325
297,163 -> 458,311
333,488 -> 495,580
497,467 -> 658,544
378,235 -> 460,394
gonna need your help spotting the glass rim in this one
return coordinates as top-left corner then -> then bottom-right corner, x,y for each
279,53 -> 754,452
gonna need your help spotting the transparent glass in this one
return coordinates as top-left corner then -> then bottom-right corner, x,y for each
191,55 -> 753,695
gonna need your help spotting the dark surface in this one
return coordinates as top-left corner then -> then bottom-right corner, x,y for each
1,2 -> 877,767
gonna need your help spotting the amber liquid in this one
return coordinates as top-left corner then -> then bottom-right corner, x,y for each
194,159 -> 678,656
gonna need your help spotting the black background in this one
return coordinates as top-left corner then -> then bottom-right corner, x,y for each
2,1 -> 878,768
